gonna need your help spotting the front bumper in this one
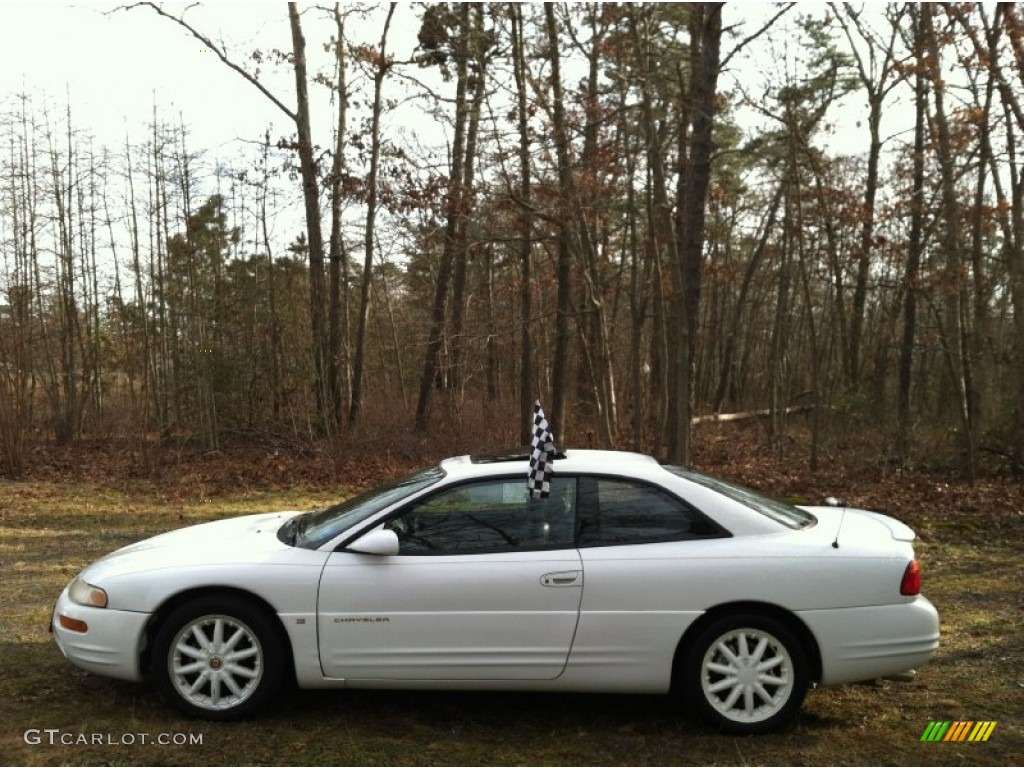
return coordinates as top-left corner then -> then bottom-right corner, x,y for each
799,596 -> 940,685
52,586 -> 150,682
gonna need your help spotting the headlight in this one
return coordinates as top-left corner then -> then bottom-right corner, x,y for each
68,576 -> 107,608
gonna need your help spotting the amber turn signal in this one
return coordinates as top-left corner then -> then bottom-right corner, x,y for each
58,614 -> 88,633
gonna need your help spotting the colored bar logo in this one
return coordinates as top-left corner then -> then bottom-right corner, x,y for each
921,721 -> 996,742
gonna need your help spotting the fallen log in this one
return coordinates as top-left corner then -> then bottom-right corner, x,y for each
691,404 -> 814,425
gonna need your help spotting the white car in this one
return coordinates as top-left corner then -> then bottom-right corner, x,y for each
52,450 -> 939,734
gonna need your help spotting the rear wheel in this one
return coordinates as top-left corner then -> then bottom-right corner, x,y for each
150,595 -> 285,720
683,613 -> 808,734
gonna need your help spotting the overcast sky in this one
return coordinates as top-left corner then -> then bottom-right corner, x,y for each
4,2 -> 263,147
0,2 -> 426,151
0,2 -> 892,147
0,0 -> 908,233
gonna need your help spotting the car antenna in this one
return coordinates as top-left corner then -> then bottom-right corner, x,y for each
826,496 -> 848,549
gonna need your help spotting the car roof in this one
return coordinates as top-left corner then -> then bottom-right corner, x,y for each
441,449 -> 663,480
437,449 -> 786,536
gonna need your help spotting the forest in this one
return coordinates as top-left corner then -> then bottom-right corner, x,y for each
2,2 -> 1023,481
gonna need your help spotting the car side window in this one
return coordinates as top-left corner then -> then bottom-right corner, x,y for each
578,477 -> 726,547
385,477 -> 576,555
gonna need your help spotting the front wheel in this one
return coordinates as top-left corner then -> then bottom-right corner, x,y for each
682,613 -> 808,735
150,595 -> 285,720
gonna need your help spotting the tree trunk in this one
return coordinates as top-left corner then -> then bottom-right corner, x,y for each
510,4 -> 534,443
834,5 -> 906,389
415,3 -> 469,432
712,182 -> 783,412
768,187 -> 792,453
327,3 -> 350,431
449,4 -> 486,396
288,3 -> 330,432
920,3 -> 975,480
670,2 -> 723,464
350,3 -> 395,426
898,27 -> 926,465
543,3 -> 573,443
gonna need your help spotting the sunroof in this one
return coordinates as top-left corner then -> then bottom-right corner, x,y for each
470,447 -> 565,464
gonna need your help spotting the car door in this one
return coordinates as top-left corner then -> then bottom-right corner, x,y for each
568,475 -> 732,684
317,476 -> 582,681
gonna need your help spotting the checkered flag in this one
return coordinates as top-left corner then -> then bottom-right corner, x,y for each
529,401 -> 555,498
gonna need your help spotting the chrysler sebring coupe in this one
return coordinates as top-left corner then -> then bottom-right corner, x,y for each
52,450 -> 939,734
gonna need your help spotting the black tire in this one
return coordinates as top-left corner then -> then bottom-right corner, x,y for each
150,595 -> 285,720
682,612 -> 808,735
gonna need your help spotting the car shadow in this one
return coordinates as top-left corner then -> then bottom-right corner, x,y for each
274,687 -> 684,731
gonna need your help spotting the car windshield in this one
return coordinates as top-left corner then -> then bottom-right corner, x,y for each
283,466 -> 445,549
665,466 -> 816,529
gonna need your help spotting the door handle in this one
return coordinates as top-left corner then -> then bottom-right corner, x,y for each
540,570 -> 582,587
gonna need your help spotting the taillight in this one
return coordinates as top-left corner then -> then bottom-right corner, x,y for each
900,559 -> 921,596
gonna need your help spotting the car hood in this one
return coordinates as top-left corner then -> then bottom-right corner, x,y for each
82,510 -> 302,581
797,506 -> 916,548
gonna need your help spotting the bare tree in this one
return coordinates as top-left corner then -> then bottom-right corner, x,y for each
542,3 -> 575,443
415,3 -> 472,432
350,3 -> 396,426
669,2 -> 723,464
833,4 -> 907,386
509,3 -> 535,443
920,3 -> 975,480
127,2 -> 334,431
327,3 -> 351,430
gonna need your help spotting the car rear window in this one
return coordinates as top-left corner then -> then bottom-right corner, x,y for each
665,466 -> 816,530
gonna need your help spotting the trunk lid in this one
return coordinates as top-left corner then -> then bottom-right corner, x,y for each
798,505 -> 916,547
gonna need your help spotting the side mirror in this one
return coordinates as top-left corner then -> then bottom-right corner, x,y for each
346,527 -> 400,556
824,496 -> 847,507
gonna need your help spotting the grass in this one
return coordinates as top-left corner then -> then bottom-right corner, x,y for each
1,477 -> 1022,766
